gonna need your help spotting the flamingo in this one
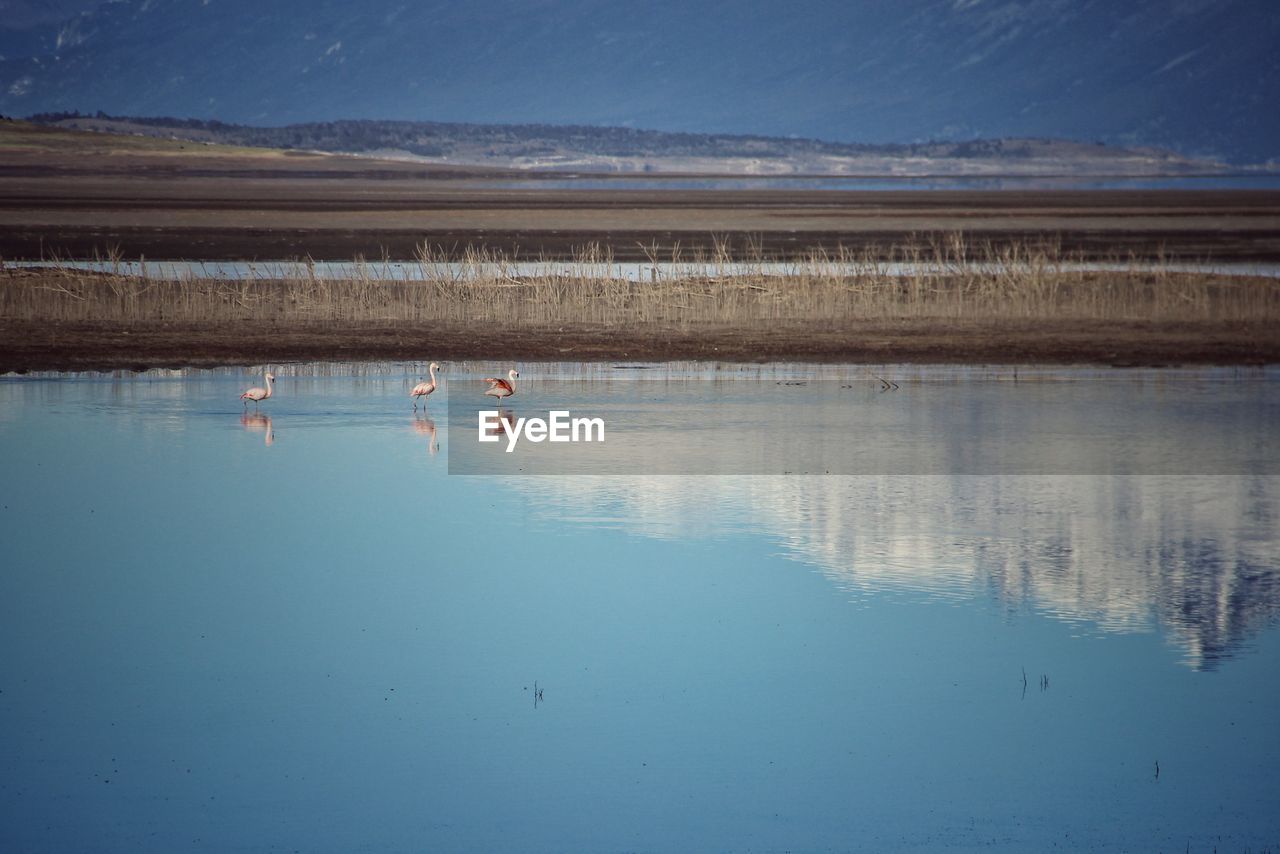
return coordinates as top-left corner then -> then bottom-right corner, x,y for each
240,372 -> 275,408
411,362 -> 442,410
483,369 -> 519,404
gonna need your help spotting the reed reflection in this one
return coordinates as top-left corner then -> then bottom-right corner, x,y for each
514,474 -> 1280,669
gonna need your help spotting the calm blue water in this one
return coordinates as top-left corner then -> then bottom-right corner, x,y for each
1,364 -> 1278,853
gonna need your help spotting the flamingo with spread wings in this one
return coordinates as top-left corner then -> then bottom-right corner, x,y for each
411,362 -> 442,410
483,369 -> 519,403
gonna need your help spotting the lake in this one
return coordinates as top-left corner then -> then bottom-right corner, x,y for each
1,363 -> 1277,852
480,175 -> 1280,192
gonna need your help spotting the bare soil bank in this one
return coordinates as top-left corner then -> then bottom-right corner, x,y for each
3,156 -> 1280,261
4,125 -> 1279,262
3,319 -> 1274,373
6,222 -> 1280,264
3,132 -> 1276,370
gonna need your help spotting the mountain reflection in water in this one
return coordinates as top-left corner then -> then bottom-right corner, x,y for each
515,474 -> 1279,670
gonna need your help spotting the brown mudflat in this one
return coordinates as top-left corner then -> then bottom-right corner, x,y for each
3,319 -> 1275,373
2,132 -> 1280,261
2,124 -> 1278,370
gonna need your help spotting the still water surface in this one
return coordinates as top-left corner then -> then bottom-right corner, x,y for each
1,364 -> 1277,852
24,258 -> 1280,282
481,175 -> 1280,192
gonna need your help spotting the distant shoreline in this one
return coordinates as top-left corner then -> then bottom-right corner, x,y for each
4,121 -> 1277,371
23,114 -> 1242,177
4,120 -> 1279,263
4,183 -> 1279,263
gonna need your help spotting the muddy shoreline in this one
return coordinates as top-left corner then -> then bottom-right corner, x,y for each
7,224 -> 1280,263
3,319 -> 1275,373
4,140 -> 1278,370
4,153 -> 1280,262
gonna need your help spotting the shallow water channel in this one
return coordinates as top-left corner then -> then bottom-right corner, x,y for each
19,258 -> 1280,281
1,363 -> 1277,852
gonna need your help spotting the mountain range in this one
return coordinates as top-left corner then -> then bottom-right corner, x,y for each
1,0 -> 1277,164
30,113 -> 1223,174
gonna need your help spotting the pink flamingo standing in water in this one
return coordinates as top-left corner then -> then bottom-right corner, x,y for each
240,372 -> 275,408
483,369 -> 519,404
411,362 -> 442,410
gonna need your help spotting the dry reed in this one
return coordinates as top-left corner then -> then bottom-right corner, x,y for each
2,236 -> 1277,327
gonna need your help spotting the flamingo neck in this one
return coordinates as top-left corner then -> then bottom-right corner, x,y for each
263,376 -> 273,399
428,364 -> 437,385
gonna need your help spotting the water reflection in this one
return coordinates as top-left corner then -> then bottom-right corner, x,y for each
480,408 -> 516,440
2,365 -> 1278,850
514,474 -> 1280,670
240,411 -> 274,446
412,414 -> 439,456
21,258 -> 1280,282
448,374 -> 1277,475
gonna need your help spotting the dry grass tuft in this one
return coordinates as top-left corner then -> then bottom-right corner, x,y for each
3,236 -> 1277,327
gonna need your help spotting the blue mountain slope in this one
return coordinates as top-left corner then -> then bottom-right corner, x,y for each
1,0 -> 1276,163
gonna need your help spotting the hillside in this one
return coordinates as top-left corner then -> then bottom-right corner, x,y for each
27,114 -> 1223,176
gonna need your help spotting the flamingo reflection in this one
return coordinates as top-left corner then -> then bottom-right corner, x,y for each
240,411 -> 274,446
481,409 -> 516,441
413,414 -> 439,456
